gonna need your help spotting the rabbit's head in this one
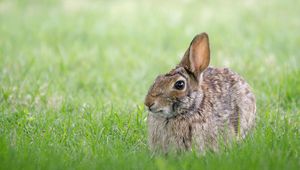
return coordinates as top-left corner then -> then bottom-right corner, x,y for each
145,33 -> 210,117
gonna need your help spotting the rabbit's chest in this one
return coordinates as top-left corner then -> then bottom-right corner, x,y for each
148,114 -> 208,152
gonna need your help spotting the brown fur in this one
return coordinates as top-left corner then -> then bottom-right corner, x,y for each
144,33 -> 256,154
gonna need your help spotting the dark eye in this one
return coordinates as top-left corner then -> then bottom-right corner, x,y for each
174,80 -> 185,90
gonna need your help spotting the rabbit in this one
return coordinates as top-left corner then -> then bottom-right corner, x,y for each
144,33 -> 256,154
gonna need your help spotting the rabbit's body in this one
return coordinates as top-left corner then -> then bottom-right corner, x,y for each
147,67 -> 256,153
145,33 -> 256,154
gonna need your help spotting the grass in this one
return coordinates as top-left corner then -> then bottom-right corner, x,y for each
0,0 -> 299,169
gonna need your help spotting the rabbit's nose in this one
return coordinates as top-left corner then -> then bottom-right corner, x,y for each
145,101 -> 155,111
148,103 -> 155,111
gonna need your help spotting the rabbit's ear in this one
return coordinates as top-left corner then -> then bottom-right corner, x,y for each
179,33 -> 210,80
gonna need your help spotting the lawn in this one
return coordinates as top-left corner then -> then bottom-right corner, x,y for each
0,0 -> 299,169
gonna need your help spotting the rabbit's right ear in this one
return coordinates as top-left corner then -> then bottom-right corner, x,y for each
179,33 -> 210,80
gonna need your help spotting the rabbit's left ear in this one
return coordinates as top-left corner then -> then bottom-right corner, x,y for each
179,33 -> 210,80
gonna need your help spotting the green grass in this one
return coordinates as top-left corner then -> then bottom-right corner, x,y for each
0,0 -> 299,169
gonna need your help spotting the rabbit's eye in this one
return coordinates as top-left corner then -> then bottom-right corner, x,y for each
174,80 -> 185,90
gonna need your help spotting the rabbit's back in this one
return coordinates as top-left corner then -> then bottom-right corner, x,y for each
201,67 -> 256,139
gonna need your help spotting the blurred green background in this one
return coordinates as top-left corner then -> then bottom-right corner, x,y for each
0,0 -> 299,169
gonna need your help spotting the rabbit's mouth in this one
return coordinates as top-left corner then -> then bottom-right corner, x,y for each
148,107 -> 175,118
150,108 -> 169,114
